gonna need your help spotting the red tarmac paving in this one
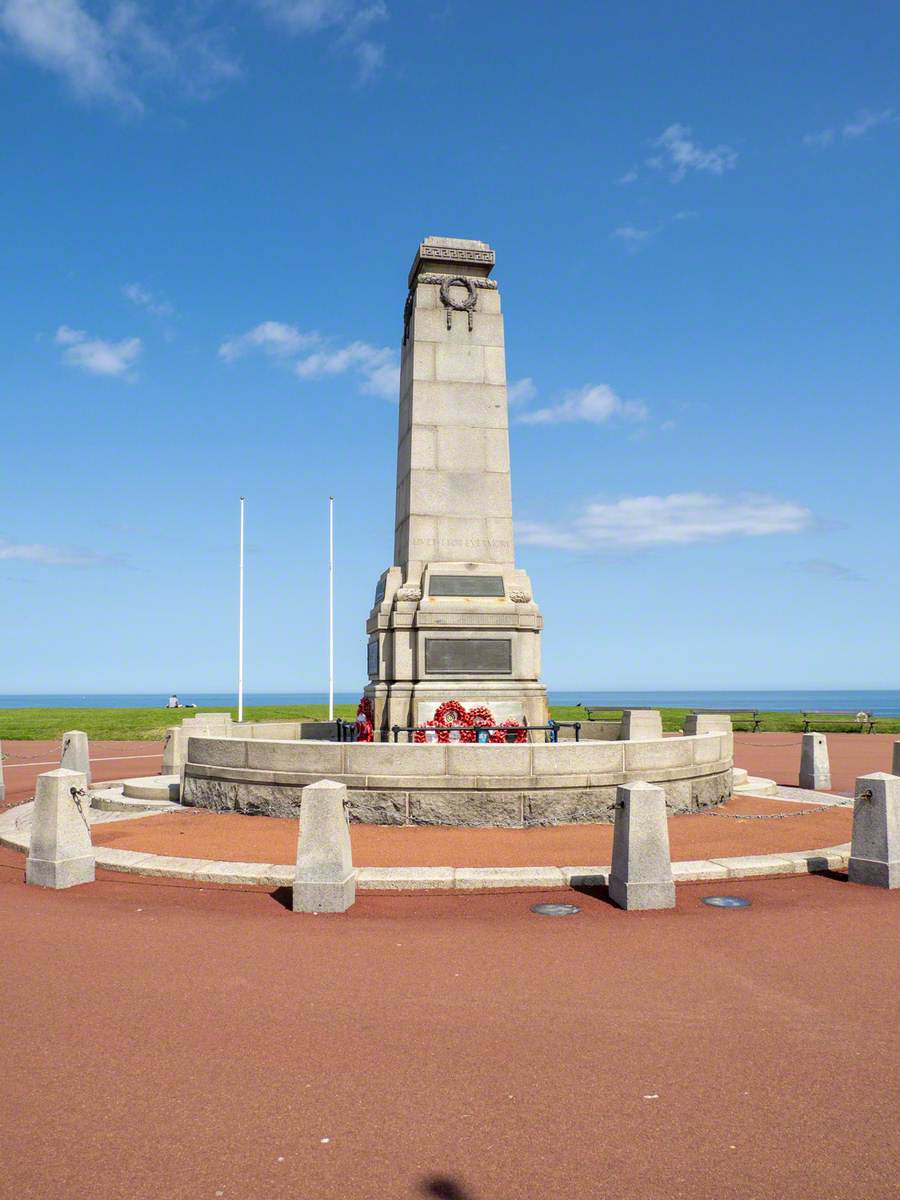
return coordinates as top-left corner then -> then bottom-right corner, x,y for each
0,740 -> 163,810
0,845 -> 897,1200
91,794 -> 854,866
732,731 -> 896,794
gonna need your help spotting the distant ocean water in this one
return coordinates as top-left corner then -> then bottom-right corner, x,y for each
1,691 -> 899,716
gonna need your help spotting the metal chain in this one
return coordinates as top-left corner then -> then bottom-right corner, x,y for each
704,804 -> 849,820
69,786 -> 92,831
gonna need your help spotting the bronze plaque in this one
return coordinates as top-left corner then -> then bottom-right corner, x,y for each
367,639 -> 379,675
429,575 -> 504,597
425,637 -> 512,675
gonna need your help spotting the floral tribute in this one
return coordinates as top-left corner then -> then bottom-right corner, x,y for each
412,702 -> 527,744
355,696 -> 374,742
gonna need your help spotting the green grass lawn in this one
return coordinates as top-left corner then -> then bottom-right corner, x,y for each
1,704 -> 897,740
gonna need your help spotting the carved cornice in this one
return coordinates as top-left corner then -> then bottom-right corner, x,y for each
417,272 -> 498,290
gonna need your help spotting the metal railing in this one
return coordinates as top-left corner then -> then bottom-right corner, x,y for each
388,720 -> 581,744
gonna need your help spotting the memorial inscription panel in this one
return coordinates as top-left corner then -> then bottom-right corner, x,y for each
428,575 -> 505,597
424,637 -> 512,675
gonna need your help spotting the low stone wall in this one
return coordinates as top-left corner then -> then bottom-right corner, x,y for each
182,732 -> 733,827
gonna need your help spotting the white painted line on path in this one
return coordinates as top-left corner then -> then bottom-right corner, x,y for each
4,753 -> 163,770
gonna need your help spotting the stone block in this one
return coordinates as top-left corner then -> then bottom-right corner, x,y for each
524,787 -> 616,826
691,733 -> 728,764
187,736 -> 246,768
532,741 -> 624,776
619,710 -> 663,741
607,781 -> 675,910
408,789 -> 522,827
624,737 -> 692,771
60,730 -> 91,785
26,768 -> 95,889
483,345 -> 506,384
348,742 -> 447,777
454,867 -> 565,890
848,772 -> 900,888
892,741 -> 900,776
161,726 -> 188,776
712,854 -> 799,878
293,780 -> 356,913
445,744 -> 531,777
800,732 -> 831,790
691,771 -> 731,810
683,713 -> 733,735
346,789 -> 408,825
670,859 -> 729,881
356,867 -> 455,890
434,343 -> 485,383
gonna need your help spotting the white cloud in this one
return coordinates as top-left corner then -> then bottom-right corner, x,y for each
220,321 -> 399,399
0,0 -> 240,109
55,324 -> 141,376
256,0 -> 388,80
123,281 -> 174,318
507,377 -> 537,406
616,167 -> 638,185
0,0 -> 133,105
612,225 -> 655,252
804,108 -> 897,149
517,384 -> 648,426
295,339 -> 398,398
517,492 -> 812,553
647,123 -> 738,181
0,537 -> 123,567
219,321 -> 320,362
796,558 -> 863,583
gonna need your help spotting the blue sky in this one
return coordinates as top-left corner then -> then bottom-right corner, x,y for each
1,0 -> 898,694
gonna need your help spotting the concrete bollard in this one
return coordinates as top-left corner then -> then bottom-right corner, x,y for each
0,739 -> 5,807
619,709 -> 663,741
848,772 -> 899,889
60,730 -> 91,786
892,741 -> 900,777
683,713 -> 732,736
293,779 -> 356,913
26,768 -> 95,889
608,781 -> 676,910
799,732 -> 830,790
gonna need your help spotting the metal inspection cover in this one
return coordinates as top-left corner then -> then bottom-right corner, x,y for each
530,903 -> 581,916
702,896 -> 752,908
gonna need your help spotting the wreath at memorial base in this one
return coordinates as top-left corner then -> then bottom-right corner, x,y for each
355,696 -> 374,742
412,701 -> 527,745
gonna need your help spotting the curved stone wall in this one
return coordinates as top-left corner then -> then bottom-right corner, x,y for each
181,732 -> 733,827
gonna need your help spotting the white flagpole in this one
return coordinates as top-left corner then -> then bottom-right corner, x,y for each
328,496 -> 334,722
238,496 -> 245,723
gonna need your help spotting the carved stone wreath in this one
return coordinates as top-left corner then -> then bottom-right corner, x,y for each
439,275 -> 477,331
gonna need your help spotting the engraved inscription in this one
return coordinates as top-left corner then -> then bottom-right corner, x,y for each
429,575 -> 504,597
424,638 -> 512,675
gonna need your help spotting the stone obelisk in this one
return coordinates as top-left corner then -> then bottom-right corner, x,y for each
364,237 -> 548,736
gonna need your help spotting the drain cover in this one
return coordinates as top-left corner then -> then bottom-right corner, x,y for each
530,903 -> 581,916
702,895 -> 751,908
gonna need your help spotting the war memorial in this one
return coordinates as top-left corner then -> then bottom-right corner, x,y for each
170,238 -> 734,826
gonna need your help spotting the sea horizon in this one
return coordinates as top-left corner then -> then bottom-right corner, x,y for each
2,689 -> 899,716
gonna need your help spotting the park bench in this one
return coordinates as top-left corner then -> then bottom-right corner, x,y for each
691,708 -> 762,732
579,704 -> 652,720
801,710 -> 877,733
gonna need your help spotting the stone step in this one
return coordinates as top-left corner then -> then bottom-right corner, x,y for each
123,775 -> 181,802
733,774 -> 779,797
732,767 -> 749,787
